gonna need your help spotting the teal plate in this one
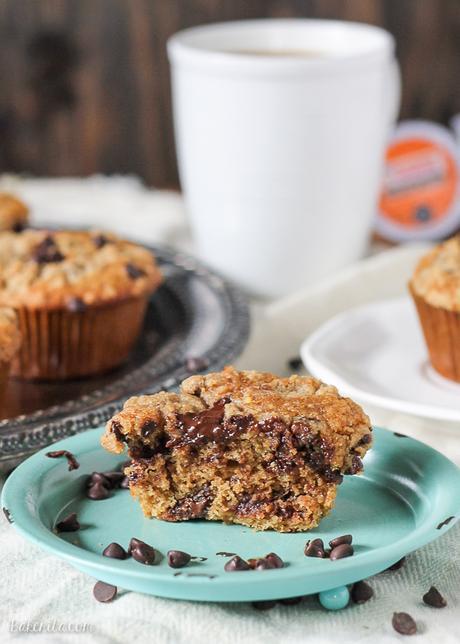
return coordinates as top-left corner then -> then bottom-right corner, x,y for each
2,426 -> 459,603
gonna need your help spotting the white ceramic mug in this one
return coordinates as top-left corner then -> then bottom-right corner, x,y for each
168,19 -> 400,298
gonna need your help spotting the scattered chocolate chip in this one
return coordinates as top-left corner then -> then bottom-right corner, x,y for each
254,559 -> 276,570
67,297 -> 86,313
252,600 -> 277,610
185,573 -> 215,579
120,476 -> 130,489
86,482 -> 110,500
55,512 -> 80,533
224,555 -> 251,572
287,356 -> 303,371
93,234 -> 109,249
423,586 -> 446,608
167,550 -> 192,568
46,449 -> 80,471
279,596 -> 303,606
304,538 -> 327,558
33,235 -> 64,264
103,542 -> 127,560
125,263 -> 146,279
265,552 -> 284,569
387,557 -> 405,571
185,356 -> 209,373
351,580 -> 373,604
93,581 -> 117,603
101,471 -> 125,488
130,539 -> 158,565
394,432 -> 407,438
329,544 -> 354,560
86,472 -> 110,487
329,534 -> 353,549
392,612 -> 417,635
2,507 -> 13,524
216,551 -> 237,557
437,516 -> 454,529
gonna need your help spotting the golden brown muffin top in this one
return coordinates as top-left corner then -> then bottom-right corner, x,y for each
0,307 -> 21,362
0,229 -> 162,309
102,366 -> 372,473
410,236 -> 460,311
0,193 -> 29,232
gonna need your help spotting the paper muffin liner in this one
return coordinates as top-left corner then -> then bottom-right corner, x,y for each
10,295 -> 149,381
410,285 -> 460,382
0,360 -> 11,410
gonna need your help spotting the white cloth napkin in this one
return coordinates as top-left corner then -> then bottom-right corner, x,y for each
0,176 -> 459,644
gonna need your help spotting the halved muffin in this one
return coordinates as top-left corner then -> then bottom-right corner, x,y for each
102,366 -> 372,532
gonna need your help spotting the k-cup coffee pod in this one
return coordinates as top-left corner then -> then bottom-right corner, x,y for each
376,120 -> 460,242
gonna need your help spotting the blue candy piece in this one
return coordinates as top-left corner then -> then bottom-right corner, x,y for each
319,585 -> 350,610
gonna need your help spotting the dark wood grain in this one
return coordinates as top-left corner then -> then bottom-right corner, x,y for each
0,0 -> 458,187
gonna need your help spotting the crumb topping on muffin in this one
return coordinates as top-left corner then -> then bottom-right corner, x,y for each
0,230 -> 162,309
102,366 -> 371,472
0,307 -> 21,362
410,236 -> 460,311
0,193 -> 29,232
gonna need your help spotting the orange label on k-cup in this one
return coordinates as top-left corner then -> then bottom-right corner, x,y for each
377,122 -> 460,241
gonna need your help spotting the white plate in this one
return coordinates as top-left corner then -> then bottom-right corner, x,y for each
301,296 -> 460,422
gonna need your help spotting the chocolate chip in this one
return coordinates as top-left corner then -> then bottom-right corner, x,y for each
46,449 -> 80,471
216,551 -> 237,557
129,538 -> 158,565
345,455 -> 363,474
423,586 -> 447,608
67,297 -> 86,313
287,356 -> 303,371
86,482 -> 110,500
101,471 -> 125,488
265,552 -> 284,569
394,432 -> 407,438
33,235 -> 64,264
2,507 -> 13,524
304,538 -> 327,558
392,612 -> 417,635
55,512 -> 80,533
437,516 -> 454,529
329,534 -> 353,549
329,544 -> 354,560
125,263 -> 146,279
12,221 -> 25,233
387,557 -> 405,571
93,581 -> 117,603
252,600 -> 277,610
279,596 -> 303,606
120,476 -> 130,489
185,356 -> 209,373
224,555 -> 251,572
86,472 -> 110,487
167,550 -> 192,568
93,234 -> 109,249
254,559 -> 276,570
351,580 -> 373,604
103,542 -> 127,560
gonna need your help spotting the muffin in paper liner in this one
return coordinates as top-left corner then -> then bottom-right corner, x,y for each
11,295 -> 149,380
0,229 -> 162,381
0,307 -> 21,408
410,284 -> 460,382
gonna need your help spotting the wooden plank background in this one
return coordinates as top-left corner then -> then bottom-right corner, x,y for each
0,0 -> 459,187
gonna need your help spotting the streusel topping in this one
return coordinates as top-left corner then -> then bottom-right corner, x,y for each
0,193 -> 29,232
411,236 -> 460,311
0,230 -> 162,309
0,307 -> 21,362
